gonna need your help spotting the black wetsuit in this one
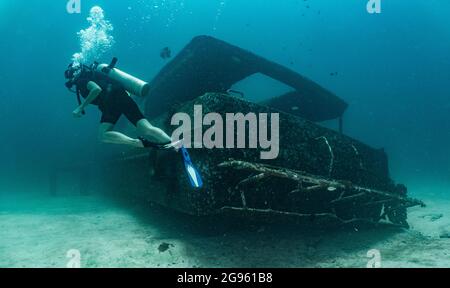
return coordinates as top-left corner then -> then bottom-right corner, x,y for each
75,70 -> 145,126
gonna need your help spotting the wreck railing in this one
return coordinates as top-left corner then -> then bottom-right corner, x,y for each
219,160 -> 425,228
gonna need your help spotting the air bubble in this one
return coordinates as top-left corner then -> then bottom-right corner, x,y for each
72,6 -> 114,65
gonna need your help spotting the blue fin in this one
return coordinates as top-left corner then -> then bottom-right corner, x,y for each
180,146 -> 203,188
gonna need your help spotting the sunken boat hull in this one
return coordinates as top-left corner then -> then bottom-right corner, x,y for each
100,93 -> 423,228
93,36 -> 422,228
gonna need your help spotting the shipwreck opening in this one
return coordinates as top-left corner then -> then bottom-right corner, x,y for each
230,73 -> 295,103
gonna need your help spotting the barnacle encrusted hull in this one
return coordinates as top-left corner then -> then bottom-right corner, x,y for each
101,93 -> 423,228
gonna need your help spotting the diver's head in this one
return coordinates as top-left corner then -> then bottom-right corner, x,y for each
65,62 -> 82,80
64,62 -> 82,89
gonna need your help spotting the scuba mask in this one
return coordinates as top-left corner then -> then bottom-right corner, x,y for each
64,63 -> 87,90
65,63 -> 80,90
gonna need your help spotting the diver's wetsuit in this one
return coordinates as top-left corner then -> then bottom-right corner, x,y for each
75,71 -> 145,126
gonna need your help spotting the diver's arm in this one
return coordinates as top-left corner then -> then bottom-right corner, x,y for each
78,81 -> 102,110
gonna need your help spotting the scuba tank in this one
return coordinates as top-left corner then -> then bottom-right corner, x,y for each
94,58 -> 150,97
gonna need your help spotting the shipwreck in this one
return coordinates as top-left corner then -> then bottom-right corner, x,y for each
89,36 -> 424,228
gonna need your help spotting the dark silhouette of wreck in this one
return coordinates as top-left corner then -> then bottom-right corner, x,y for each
72,36 -> 424,228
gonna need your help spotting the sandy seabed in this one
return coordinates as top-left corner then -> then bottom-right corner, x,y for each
1,191 -> 450,268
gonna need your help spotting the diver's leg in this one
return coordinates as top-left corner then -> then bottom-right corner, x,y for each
119,93 -> 172,145
98,123 -> 143,148
136,119 -> 172,144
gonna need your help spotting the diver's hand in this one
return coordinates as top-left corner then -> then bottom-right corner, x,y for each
72,107 -> 85,118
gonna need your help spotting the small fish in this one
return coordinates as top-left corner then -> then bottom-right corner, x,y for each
158,242 -> 174,253
160,47 -> 172,60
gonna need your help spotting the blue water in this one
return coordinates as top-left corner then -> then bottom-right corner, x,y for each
0,0 -> 449,268
1,0 -> 449,195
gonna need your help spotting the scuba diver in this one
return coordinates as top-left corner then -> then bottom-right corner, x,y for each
64,58 -> 176,150
64,57 -> 203,188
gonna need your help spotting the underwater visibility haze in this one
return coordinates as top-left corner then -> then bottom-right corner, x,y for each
1,0 -> 450,268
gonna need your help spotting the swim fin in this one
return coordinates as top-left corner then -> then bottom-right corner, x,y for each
180,146 -> 203,189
